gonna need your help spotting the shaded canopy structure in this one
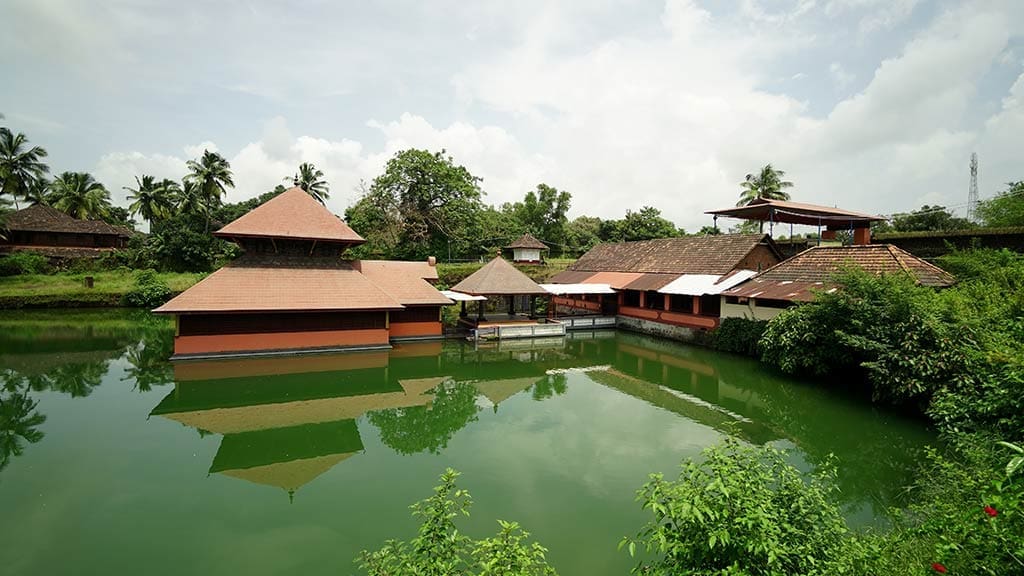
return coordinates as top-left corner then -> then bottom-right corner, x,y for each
450,256 -> 547,320
706,198 -> 886,245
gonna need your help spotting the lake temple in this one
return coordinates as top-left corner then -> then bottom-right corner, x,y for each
154,187 -> 452,359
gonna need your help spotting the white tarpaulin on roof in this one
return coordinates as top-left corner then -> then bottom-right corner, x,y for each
658,270 -> 758,296
441,290 -> 488,301
539,283 -> 616,295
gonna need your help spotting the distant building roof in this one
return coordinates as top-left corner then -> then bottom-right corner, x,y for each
724,244 -> 955,302
450,256 -> 547,295
353,260 -> 452,306
566,234 -> 778,275
706,198 -> 885,227
153,255 -> 403,314
214,187 -> 365,244
507,233 -> 548,250
3,204 -> 132,237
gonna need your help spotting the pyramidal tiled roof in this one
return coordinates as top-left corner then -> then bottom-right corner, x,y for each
724,244 -> 956,302
5,204 -> 132,237
568,234 -> 776,275
450,256 -> 546,295
507,233 -> 548,250
215,187 -> 365,244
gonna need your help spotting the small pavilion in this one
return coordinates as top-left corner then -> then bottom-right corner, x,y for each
506,233 -> 548,263
449,255 -> 548,325
706,198 -> 886,245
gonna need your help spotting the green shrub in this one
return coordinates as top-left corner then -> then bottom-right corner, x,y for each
866,434 -> 1024,575
623,439 -> 857,576
712,317 -> 768,356
122,269 -> 172,308
358,469 -> 556,576
0,252 -> 51,276
760,268 -> 975,405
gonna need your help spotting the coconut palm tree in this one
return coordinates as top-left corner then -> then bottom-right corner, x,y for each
185,150 -> 234,231
22,177 -> 51,206
175,179 -> 205,218
124,175 -> 177,223
0,128 -> 50,210
287,162 -> 330,204
737,164 -> 793,206
48,172 -> 113,220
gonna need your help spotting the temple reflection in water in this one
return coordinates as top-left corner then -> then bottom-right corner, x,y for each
147,334 -> 785,498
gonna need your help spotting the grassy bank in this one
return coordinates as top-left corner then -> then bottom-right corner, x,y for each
0,271 -> 206,308
0,258 -> 575,309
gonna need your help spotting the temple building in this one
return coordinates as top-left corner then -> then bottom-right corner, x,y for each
154,187 -> 452,358
721,244 -> 956,320
547,234 -> 782,337
0,204 -> 132,258
506,233 -> 548,263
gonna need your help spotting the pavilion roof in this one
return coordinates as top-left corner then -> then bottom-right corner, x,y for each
450,256 -> 547,295
724,244 -> 955,302
4,204 -> 132,237
353,260 -> 452,306
706,198 -> 885,227
507,233 -> 548,250
565,234 -> 777,275
153,254 -> 403,314
214,187 -> 365,244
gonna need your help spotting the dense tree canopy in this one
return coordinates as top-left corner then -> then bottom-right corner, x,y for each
599,206 -> 682,242
508,183 -> 572,248
976,181 -> 1024,228
885,205 -> 972,232
345,149 -> 485,260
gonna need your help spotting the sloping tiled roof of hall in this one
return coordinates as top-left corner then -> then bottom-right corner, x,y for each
353,260 -> 452,306
214,187 -> 365,244
567,234 -> 775,275
153,254 -> 403,314
507,233 -> 548,250
450,256 -> 547,295
4,204 -> 132,237
724,244 -> 956,301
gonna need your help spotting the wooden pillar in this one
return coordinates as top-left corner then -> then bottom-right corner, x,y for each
460,301 -> 467,318
639,291 -> 646,309
693,296 -> 701,316
663,294 -> 671,311
617,292 -> 624,307
508,295 -> 515,316
477,299 -> 485,321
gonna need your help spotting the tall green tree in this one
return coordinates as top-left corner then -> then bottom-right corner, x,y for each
737,163 -> 793,206
124,175 -> 177,223
600,206 -> 680,242
976,181 -> 1024,228
0,128 -> 50,210
287,162 -> 329,205
510,183 -> 572,251
565,215 -> 603,256
346,149 -> 484,260
47,172 -> 113,220
890,205 -> 972,232
185,150 -> 234,231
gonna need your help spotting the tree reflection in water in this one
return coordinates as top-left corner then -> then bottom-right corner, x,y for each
0,370 -> 46,474
123,328 -> 175,392
531,373 -> 568,401
367,380 -> 481,455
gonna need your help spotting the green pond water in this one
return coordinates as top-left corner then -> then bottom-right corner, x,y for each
0,310 -> 934,576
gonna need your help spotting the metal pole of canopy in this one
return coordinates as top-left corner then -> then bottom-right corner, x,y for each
817,217 -> 822,246
769,208 -> 775,236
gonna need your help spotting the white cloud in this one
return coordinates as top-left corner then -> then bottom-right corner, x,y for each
82,0 -> 1024,231
829,62 -> 855,91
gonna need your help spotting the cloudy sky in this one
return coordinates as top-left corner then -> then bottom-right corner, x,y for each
1,0 -> 1022,231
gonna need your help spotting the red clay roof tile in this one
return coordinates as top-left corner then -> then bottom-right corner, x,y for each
214,187 -> 365,244
568,234 -> 776,275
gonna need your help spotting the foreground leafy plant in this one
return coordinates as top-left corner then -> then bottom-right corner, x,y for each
623,439 -> 856,576
358,469 -> 556,576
